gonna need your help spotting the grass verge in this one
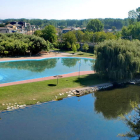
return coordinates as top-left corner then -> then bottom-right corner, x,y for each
60,50 -> 95,58
0,73 -> 109,111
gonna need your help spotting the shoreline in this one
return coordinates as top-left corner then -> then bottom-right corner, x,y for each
0,71 -> 95,87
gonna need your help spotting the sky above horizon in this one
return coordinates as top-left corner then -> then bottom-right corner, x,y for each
0,0 -> 139,20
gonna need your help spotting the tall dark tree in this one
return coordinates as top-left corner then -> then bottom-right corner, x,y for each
86,19 -> 104,32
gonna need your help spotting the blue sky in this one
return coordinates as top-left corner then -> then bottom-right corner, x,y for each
0,0 -> 139,19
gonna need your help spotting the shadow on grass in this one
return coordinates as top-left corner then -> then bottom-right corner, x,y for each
48,84 -> 57,86
77,53 -> 84,55
74,74 -> 109,87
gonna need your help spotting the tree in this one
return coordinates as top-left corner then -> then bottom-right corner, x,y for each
93,32 -> 116,43
76,43 -> 80,51
128,7 -> 140,23
41,25 -> 57,43
34,30 -> 42,37
111,26 -> 116,32
74,30 -> 84,42
115,31 -> 122,39
121,22 -> 140,40
0,33 -> 49,56
94,39 -> 140,81
71,43 -> 77,53
83,31 -> 93,43
62,31 -> 77,49
136,7 -> 140,22
82,43 -> 89,52
86,19 -> 104,32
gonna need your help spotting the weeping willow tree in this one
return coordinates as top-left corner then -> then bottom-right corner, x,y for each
94,39 -> 140,81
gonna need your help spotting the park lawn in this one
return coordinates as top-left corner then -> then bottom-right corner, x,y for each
61,50 -> 95,58
0,73 -> 109,111
74,51 -> 95,58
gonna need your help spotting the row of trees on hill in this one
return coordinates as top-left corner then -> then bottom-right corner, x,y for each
0,33 -> 49,56
2,18 -> 129,29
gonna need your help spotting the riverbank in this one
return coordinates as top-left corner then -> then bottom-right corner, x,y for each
0,73 -> 109,111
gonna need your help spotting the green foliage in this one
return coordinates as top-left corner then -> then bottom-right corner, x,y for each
86,19 -> 104,32
121,22 -> 140,40
62,31 -> 77,49
82,43 -> 89,52
93,32 -> 116,43
76,43 -> 80,50
128,7 -> 140,23
94,39 -> 140,81
71,44 -> 77,53
41,25 -> 57,43
34,30 -> 42,37
0,33 -> 48,56
111,26 -> 116,31
115,31 -> 122,39
83,31 -> 93,42
74,30 -> 84,42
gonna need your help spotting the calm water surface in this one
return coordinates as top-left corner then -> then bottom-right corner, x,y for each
0,57 -> 94,84
1,85 -> 140,140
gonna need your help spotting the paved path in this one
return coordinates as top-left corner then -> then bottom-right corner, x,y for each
0,71 -> 95,87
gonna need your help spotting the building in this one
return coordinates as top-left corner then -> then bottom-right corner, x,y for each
0,27 -> 13,33
62,28 -> 72,33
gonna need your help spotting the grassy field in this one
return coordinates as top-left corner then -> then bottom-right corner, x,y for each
53,49 -> 95,58
0,74 -> 109,111
69,51 -> 95,58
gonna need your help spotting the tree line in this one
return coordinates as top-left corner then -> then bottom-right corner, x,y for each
1,18 -> 129,29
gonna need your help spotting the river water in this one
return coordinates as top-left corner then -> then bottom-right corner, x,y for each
1,84 -> 140,140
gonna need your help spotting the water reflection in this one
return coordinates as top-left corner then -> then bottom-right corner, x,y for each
0,58 -> 58,72
0,57 -> 94,84
118,103 -> 140,140
61,58 -> 80,68
94,85 -> 140,119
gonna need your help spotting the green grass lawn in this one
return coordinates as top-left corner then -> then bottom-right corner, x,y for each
61,50 -> 95,58
0,74 -> 109,111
